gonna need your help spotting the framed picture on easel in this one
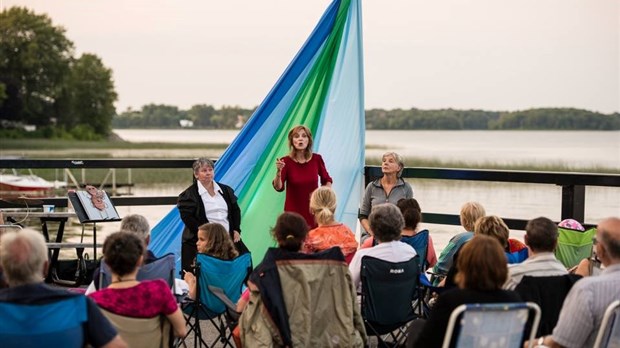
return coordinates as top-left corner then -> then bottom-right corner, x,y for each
68,185 -> 121,223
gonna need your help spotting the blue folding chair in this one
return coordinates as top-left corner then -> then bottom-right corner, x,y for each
180,252 -> 252,348
506,248 -> 529,264
401,229 -> 430,272
0,295 -> 87,348
100,252 -> 176,290
442,302 -> 541,348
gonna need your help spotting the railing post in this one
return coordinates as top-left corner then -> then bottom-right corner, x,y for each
561,184 -> 585,222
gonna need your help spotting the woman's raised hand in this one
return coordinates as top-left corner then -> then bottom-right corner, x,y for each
275,158 -> 285,172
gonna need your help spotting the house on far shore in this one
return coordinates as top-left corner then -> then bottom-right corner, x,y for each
179,119 -> 194,128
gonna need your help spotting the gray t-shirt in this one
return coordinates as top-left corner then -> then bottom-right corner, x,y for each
358,178 -> 414,237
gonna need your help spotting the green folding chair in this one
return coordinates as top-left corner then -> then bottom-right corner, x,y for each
554,227 -> 596,269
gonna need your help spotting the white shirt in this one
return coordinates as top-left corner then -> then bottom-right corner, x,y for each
503,252 -> 568,290
198,181 -> 229,232
349,240 -> 418,289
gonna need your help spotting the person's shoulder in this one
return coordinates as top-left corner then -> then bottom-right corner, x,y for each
178,182 -> 197,197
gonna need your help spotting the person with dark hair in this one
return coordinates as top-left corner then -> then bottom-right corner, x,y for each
349,204 -> 417,288
89,232 -> 186,339
408,235 -> 522,348
358,152 -> 413,242
0,229 -> 126,348
273,125 -> 333,229
504,217 -> 567,290
530,217 -> 620,348
183,223 -> 239,299
178,157 -> 245,272
271,211 -> 310,252
398,198 -> 437,269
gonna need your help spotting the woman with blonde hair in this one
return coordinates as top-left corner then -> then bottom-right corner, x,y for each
273,125 -> 333,229
303,187 -> 358,262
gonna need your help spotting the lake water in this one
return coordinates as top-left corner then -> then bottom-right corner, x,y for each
61,129 -> 620,255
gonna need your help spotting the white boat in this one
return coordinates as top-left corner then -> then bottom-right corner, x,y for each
0,171 -> 66,192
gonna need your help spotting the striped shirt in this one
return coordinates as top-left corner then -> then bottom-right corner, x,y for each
552,263 -> 620,348
503,252 -> 567,290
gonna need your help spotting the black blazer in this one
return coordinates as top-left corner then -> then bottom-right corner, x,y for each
177,181 -> 241,243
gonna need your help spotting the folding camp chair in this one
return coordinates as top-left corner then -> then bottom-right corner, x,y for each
506,248 -> 529,264
441,302 -> 541,348
401,231 -> 441,319
99,252 -> 176,291
179,252 -> 251,348
401,230 -> 429,272
100,308 -> 173,348
361,255 -> 420,347
0,295 -> 88,348
555,226 -> 596,269
594,300 -> 620,348
514,274 -> 581,337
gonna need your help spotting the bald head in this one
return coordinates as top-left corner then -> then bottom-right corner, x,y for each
598,217 -> 620,263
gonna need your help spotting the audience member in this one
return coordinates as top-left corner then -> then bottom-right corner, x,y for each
398,198 -> 437,269
0,229 -> 126,348
408,235 -> 522,348
178,157 -> 245,273
183,223 -> 239,299
349,203 -> 417,288
530,217 -> 620,348
504,217 -> 567,290
358,152 -> 413,242
87,214 -> 156,294
303,187 -> 358,261
89,232 -> 186,338
432,202 -> 486,279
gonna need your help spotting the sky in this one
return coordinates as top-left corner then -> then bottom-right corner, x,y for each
3,0 -> 619,114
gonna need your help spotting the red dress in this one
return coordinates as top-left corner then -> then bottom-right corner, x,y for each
275,154 -> 332,228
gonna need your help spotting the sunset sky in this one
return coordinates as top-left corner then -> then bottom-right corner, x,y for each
4,0 -> 618,113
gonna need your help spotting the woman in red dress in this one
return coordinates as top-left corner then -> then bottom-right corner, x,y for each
272,125 -> 332,229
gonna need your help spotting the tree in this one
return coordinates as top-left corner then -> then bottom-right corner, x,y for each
58,53 -> 117,136
0,7 -> 73,126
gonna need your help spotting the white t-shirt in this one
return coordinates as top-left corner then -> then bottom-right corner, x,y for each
348,240 -> 417,289
198,181 -> 229,232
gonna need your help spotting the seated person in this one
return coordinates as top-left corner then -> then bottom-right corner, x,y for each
504,217 -> 568,290
89,232 -> 186,339
408,235 -> 522,348
349,203 -> 418,289
432,202 -> 486,279
183,222 -> 239,300
360,198 -> 437,270
302,187 -> 358,261
87,214 -> 158,294
444,215 -> 519,288
0,228 -> 126,348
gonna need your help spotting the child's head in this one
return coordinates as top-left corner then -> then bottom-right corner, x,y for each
474,215 -> 509,250
272,212 -> 308,252
460,201 -> 486,232
196,223 -> 238,260
310,187 -> 337,226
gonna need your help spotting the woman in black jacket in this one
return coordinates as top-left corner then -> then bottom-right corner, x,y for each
178,157 -> 247,272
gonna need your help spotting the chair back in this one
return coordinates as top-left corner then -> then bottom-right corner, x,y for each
0,295 -> 87,348
196,252 -> 252,316
506,248 -> 529,264
514,274 -> 581,337
401,230 -> 429,271
594,300 -> 620,348
100,308 -> 171,348
361,255 -> 420,335
100,252 -> 176,290
442,302 -> 541,348
555,227 -> 596,269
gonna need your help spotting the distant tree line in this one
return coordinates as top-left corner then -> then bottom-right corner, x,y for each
115,105 -> 619,130
0,7 -> 117,140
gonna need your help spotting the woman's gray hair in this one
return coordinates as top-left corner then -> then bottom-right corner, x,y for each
369,203 -> 404,243
383,152 -> 405,178
0,228 -> 48,286
192,157 -> 214,174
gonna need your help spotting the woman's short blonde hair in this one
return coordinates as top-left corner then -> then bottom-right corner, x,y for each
460,202 -> 486,232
